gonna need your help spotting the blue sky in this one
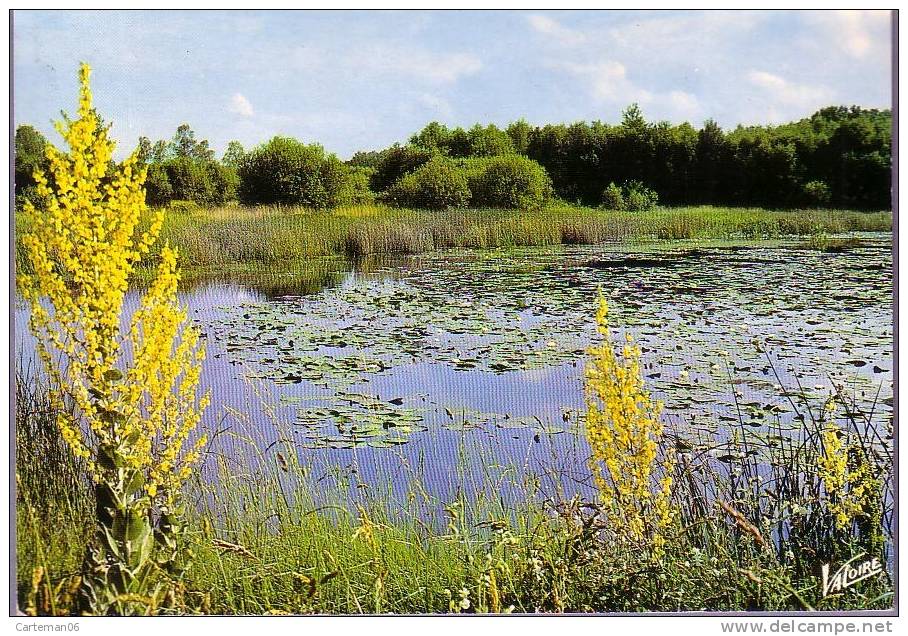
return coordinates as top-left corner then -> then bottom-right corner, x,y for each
13,9 -> 893,159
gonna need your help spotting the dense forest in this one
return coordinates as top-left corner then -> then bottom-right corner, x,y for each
15,104 -> 892,211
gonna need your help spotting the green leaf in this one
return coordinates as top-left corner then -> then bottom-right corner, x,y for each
95,481 -> 120,518
125,471 -> 145,497
126,508 -> 151,544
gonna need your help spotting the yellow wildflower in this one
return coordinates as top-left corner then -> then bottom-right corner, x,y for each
818,421 -> 879,532
584,292 -> 675,559
19,62 -> 209,504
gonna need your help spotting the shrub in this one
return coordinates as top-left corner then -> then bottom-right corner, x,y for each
15,125 -> 51,209
370,144 -> 435,192
145,162 -> 173,206
164,157 -> 212,203
624,180 -> 659,211
384,157 -> 470,209
238,136 -> 351,207
625,189 -> 650,212
206,161 -> 239,204
803,180 -> 832,207
600,181 -> 658,211
142,158 -> 236,206
15,125 -> 50,192
167,200 -> 201,215
465,155 -> 553,209
336,166 -> 376,206
600,182 -> 625,211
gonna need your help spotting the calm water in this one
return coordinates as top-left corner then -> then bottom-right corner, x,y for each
15,234 -> 894,511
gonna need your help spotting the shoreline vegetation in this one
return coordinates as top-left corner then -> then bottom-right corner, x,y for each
15,203 -> 894,283
18,103 -> 892,219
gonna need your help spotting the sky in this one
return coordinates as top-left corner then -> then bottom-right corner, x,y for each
13,9 -> 893,160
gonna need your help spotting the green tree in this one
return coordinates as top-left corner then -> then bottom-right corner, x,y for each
170,123 -> 214,161
347,149 -> 387,170
465,124 -> 514,157
165,156 -> 213,203
144,163 -> 173,206
621,103 -> 648,134
506,119 -> 533,155
410,121 -> 451,153
15,125 -> 51,204
370,144 -> 435,192
136,136 -> 152,163
207,161 -> 239,203
149,139 -> 169,163
352,104 -> 892,210
222,140 -> 245,169
238,136 -> 352,207
695,119 -> 726,203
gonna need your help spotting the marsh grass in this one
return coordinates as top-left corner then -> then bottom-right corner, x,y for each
796,234 -> 867,253
15,366 -> 94,615
17,204 -> 888,280
162,203 -> 891,264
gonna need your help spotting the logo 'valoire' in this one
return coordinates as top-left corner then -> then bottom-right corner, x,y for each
821,554 -> 884,597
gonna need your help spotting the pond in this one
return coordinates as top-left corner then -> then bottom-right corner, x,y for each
14,234 -> 894,513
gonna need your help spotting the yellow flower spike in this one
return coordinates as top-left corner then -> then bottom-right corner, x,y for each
21,63 -> 208,509
584,294 -> 676,560
818,423 -> 879,531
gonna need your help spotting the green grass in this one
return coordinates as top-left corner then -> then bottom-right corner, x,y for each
15,366 -> 94,615
796,233 -> 868,253
15,203 -> 891,281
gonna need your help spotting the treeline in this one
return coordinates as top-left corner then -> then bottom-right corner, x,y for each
359,104 -> 890,209
14,104 -> 891,211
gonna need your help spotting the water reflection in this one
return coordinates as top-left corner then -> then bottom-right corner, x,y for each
15,235 -> 894,514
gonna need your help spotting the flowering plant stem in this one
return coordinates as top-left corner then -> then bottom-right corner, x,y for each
19,63 -> 208,615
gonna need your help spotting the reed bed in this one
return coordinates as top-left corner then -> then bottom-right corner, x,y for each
16,204 -> 889,279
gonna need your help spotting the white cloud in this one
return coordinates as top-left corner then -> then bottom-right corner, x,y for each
549,60 -> 705,123
526,14 -> 586,46
417,93 -> 454,118
607,10 -> 762,50
746,70 -> 833,109
553,61 -> 653,104
667,90 -> 702,120
809,10 -> 890,59
266,42 -> 482,85
228,92 -> 254,118
747,70 -> 787,92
